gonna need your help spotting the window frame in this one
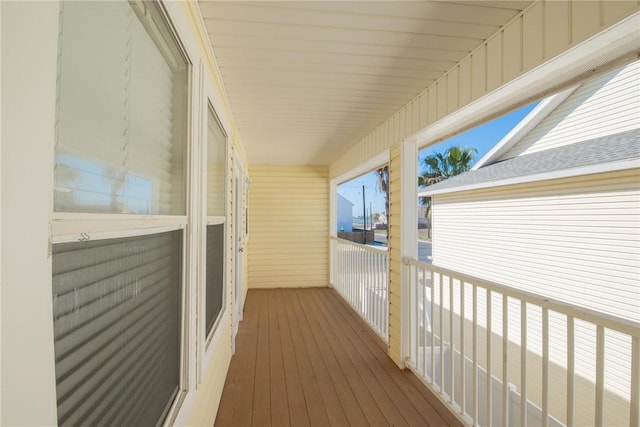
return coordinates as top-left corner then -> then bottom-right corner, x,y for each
49,0 -> 196,425
197,67 -> 233,382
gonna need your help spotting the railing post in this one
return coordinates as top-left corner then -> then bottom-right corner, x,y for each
595,326 -> 605,427
521,302 -> 528,427
631,336 -> 639,427
542,308 -> 549,427
400,139 -> 417,366
502,295 -> 509,427
567,316 -> 574,427
486,289 -> 493,427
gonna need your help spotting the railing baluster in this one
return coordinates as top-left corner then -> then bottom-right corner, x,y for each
487,289 -> 493,427
542,308 -> 549,427
440,273 -> 444,390
473,284 -> 478,426
330,238 -> 389,343
460,280 -> 466,417
378,251 -> 382,334
431,269 -> 436,384
377,252 -> 381,334
521,301 -> 528,427
502,294 -> 508,427
348,245 -> 352,303
595,325 -> 604,427
450,278 -> 455,403
631,336 -> 639,427
423,268 -> 428,377
415,264 -> 419,367
567,316 -> 574,427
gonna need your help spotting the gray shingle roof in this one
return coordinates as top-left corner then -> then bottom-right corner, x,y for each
421,128 -> 640,195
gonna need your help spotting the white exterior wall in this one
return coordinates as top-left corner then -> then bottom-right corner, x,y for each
432,170 -> 639,322
1,2 -> 60,424
431,169 -> 639,424
337,194 -> 353,232
502,60 -> 640,159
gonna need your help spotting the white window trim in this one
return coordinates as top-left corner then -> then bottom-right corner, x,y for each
49,1 -> 198,426
197,64 -> 233,384
51,224 -> 185,244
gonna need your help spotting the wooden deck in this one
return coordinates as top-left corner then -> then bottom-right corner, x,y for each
215,288 -> 462,427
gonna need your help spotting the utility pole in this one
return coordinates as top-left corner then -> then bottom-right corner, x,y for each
362,185 -> 366,244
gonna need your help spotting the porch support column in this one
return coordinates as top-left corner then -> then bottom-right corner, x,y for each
387,139 -> 418,367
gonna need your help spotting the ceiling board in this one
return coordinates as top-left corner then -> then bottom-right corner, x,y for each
197,1 -> 533,165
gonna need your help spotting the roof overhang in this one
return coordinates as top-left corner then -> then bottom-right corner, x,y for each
419,158 -> 640,197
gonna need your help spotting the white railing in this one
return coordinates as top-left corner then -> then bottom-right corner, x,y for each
330,236 -> 389,342
404,257 -> 640,427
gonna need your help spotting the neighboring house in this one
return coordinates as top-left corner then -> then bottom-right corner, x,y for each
419,60 -> 639,426
337,193 -> 354,233
417,205 -> 429,229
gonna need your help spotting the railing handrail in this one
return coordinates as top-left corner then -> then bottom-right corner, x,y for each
330,235 -> 389,255
404,256 -> 640,338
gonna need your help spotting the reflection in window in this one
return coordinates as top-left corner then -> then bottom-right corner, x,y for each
205,224 -> 225,336
54,0 -> 188,215
207,108 -> 227,217
55,154 -> 153,214
52,230 -> 182,426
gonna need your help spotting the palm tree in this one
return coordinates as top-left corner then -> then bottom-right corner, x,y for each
418,145 -> 476,185
375,166 -> 389,239
418,146 -> 476,237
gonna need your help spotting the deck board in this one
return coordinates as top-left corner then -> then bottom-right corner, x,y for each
215,288 -> 463,427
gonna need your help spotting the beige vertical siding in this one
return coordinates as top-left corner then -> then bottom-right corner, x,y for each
248,166 -> 329,288
502,60 -> 640,159
388,144 -> 403,367
329,0 -> 639,179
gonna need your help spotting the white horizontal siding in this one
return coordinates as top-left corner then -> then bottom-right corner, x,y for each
431,169 -> 639,407
433,169 -> 640,321
502,60 -> 640,159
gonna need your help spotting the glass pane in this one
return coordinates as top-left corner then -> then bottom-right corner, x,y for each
52,230 -> 183,426
207,107 -> 226,216
206,224 -> 225,336
54,1 -> 188,215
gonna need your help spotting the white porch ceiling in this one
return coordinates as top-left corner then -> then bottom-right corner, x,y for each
198,1 -> 534,166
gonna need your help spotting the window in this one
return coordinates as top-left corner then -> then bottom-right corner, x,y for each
207,108 -> 227,217
206,224 -> 225,334
54,0 -> 188,215
205,106 -> 227,339
51,1 -> 190,425
52,231 -> 182,426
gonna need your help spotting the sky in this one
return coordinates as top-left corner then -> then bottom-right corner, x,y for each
337,101 -> 539,218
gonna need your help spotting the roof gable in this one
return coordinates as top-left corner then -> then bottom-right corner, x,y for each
420,129 -> 640,196
475,60 -> 640,170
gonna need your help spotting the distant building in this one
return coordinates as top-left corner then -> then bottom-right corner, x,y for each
337,193 -> 354,233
